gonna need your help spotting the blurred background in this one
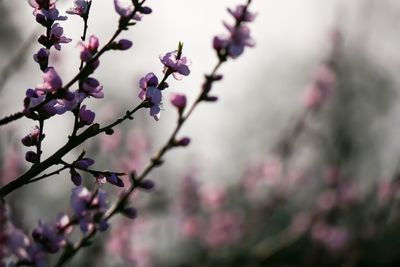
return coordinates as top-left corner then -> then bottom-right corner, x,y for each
2,0 -> 400,266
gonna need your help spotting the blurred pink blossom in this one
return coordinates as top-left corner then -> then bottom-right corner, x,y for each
201,187 -> 226,210
304,63 -> 336,110
311,223 -> 348,252
1,145 -> 23,185
100,128 -> 122,153
204,212 -> 242,248
181,216 -> 203,238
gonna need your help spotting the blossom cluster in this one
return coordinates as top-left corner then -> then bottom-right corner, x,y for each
0,0 -> 256,266
3,186 -> 111,266
213,4 -> 256,59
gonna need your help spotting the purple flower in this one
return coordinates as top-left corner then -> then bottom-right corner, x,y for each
213,4 -> 256,59
105,173 -> 124,187
226,24 -> 255,57
70,170 -> 83,186
23,87 -> 78,119
138,72 -> 159,100
114,0 -> 151,20
213,36 -> 230,52
25,151 -> 38,163
92,190 -> 108,213
21,126 -> 41,147
70,187 -> 109,232
36,8 -> 67,26
146,87 -> 162,121
170,93 -> 187,110
71,186 -> 92,216
6,226 -> 47,267
24,89 -> 45,112
78,35 -> 99,68
215,24 -> 255,59
71,186 -> 108,232
175,137 -> 191,147
6,226 -> 31,261
227,5 -> 256,22
29,0 -> 56,13
160,50 -> 191,80
82,78 -> 104,98
33,48 -> 49,71
32,221 -> 66,253
36,67 -> 62,93
66,0 -> 89,16
49,23 -> 72,50
114,0 -> 134,17
78,105 -> 95,125
139,179 -> 155,190
121,207 -> 137,219
52,91 -> 85,115
113,39 -> 133,50
55,213 -> 73,234
74,157 -> 95,169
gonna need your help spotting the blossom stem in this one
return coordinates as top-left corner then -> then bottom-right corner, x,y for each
26,165 -> 68,184
81,1 -> 92,41
74,1 -> 93,137
60,159 -> 125,177
64,1 -> 146,90
0,112 -> 24,126
35,119 -> 45,163
0,0 -> 146,127
79,1 -> 93,70
54,55 -> 228,267
0,102 -> 145,198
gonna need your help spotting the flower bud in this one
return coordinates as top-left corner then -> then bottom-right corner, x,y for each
114,39 -> 133,50
70,170 -> 82,186
122,207 -> 138,219
140,179 -> 155,190
106,173 -> 124,187
79,105 -> 95,125
74,158 -> 95,169
170,93 -> 187,112
25,151 -> 38,163
175,137 -> 191,147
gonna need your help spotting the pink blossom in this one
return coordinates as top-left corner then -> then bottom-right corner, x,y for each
100,128 -> 121,153
49,23 -> 72,51
78,35 -> 99,62
214,24 -> 255,59
201,187 -> 226,210
78,105 -> 95,125
227,5 -> 256,22
114,0 -> 134,17
179,174 -> 200,215
0,145 -> 23,185
170,92 -> 187,110
28,0 -> 56,13
181,216 -> 203,238
146,87 -> 162,121
36,67 -> 62,93
160,50 -> 191,80
114,0 -> 151,20
138,72 -> 158,100
118,129 -> 150,173
311,223 -> 348,251
66,0 -> 89,16
204,212 -> 242,247
304,64 -> 336,109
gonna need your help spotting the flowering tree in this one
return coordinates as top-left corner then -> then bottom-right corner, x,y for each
0,0 -> 256,266
2,1 -> 400,267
